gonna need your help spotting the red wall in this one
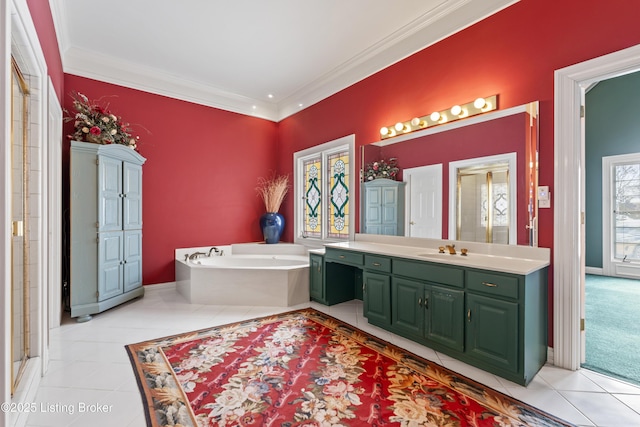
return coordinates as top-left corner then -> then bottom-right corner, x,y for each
63,75 -> 279,284
277,0 -> 640,345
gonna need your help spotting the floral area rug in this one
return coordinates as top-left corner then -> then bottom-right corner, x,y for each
125,308 -> 574,427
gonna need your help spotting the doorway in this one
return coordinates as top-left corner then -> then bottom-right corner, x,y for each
554,44 -> 640,371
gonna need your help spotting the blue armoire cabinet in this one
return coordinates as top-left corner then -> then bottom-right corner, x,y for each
361,178 -> 406,235
70,141 -> 146,321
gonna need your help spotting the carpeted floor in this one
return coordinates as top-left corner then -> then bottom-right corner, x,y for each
584,274 -> 640,386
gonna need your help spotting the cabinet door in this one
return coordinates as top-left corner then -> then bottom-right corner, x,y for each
466,293 -> 518,373
123,162 -> 143,230
363,272 -> 391,326
98,231 -> 124,301
123,230 -> 143,292
98,156 -> 123,232
363,186 -> 383,234
309,254 -> 324,301
427,285 -> 464,351
391,277 -> 424,337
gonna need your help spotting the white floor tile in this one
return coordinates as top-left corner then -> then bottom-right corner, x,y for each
25,287 -> 640,427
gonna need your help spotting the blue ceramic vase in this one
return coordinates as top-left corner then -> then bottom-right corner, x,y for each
259,212 -> 285,244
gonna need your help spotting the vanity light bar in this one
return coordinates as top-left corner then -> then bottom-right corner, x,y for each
379,95 -> 498,140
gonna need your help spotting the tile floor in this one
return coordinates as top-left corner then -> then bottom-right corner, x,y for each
24,284 -> 640,427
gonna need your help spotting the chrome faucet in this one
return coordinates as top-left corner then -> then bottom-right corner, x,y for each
188,251 -> 207,261
446,244 -> 456,255
208,247 -> 220,257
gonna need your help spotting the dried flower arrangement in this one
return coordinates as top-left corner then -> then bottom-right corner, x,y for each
256,174 -> 290,213
364,157 -> 400,181
64,91 -> 141,150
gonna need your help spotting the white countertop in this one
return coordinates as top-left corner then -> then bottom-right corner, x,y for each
323,236 -> 550,275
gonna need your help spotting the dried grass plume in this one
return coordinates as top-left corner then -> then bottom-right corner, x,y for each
256,174 -> 290,213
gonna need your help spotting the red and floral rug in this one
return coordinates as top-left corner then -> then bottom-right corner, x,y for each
126,308 -> 574,427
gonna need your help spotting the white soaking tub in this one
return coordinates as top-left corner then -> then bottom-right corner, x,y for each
175,243 -> 310,306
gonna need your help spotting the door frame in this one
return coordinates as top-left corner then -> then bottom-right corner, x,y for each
554,43 -> 640,370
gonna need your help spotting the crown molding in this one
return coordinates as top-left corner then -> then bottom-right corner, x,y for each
276,0 -> 518,120
53,0 -> 517,123
63,47 -> 280,121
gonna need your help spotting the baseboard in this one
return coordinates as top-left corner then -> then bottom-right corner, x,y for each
144,281 -> 176,291
585,267 -> 603,275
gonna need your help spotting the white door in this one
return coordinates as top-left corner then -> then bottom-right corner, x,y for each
404,164 -> 442,238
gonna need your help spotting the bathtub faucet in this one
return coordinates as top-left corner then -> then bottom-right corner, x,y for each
208,247 -> 224,256
188,251 -> 207,261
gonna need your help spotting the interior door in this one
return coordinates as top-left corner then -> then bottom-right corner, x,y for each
404,164 -> 442,238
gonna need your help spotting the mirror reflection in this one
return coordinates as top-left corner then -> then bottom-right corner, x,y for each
360,102 -> 539,246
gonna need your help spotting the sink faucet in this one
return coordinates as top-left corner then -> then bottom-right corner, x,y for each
446,244 -> 456,255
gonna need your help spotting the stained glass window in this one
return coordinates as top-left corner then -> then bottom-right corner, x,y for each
295,136 -> 353,242
327,150 -> 350,239
303,156 -> 322,238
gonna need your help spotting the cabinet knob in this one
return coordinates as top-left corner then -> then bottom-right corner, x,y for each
482,282 -> 498,288
424,297 -> 429,309
418,297 -> 422,307
467,309 -> 472,322
372,262 -> 381,267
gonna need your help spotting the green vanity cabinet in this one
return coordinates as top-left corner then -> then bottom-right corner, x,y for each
391,277 -> 465,352
466,293 -> 518,373
315,248 -> 362,305
362,254 -> 392,326
363,272 -> 391,326
464,268 -> 547,385
321,243 -> 548,385
309,253 -> 325,302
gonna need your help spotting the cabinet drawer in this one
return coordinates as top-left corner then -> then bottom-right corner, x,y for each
393,259 -> 464,288
325,249 -> 364,266
364,255 -> 391,273
467,271 -> 519,299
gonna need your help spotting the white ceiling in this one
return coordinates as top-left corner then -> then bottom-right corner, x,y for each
50,0 -> 516,121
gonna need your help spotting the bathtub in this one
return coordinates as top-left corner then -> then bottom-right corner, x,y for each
175,243 -> 310,307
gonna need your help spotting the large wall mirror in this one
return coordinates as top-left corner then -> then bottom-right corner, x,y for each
360,102 -> 539,246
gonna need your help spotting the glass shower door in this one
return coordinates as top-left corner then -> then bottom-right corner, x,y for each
457,165 -> 510,244
11,57 -> 30,395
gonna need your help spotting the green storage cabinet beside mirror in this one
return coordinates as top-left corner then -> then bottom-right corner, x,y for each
361,179 -> 406,236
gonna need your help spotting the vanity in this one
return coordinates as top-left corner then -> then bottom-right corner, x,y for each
310,234 -> 550,386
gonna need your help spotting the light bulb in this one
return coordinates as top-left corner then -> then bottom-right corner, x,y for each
380,126 -> 389,136
474,97 -> 487,109
394,122 -> 404,132
451,105 -> 462,116
430,112 -> 440,121
410,117 -> 420,127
